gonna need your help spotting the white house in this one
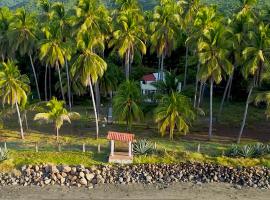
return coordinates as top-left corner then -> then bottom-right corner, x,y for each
140,72 -> 182,101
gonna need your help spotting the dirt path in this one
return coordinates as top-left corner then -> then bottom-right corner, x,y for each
0,183 -> 269,200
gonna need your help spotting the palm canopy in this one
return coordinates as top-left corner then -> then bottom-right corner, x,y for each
34,97 -> 80,140
113,80 -> 143,130
39,23 -> 71,68
0,7 -> 12,59
74,0 -> 111,37
109,9 -> 146,60
255,91 -> 270,118
71,31 -> 107,85
149,0 -> 182,57
8,8 -> 37,56
198,23 -> 234,84
242,22 -> 270,80
0,60 -> 30,106
155,92 -> 196,139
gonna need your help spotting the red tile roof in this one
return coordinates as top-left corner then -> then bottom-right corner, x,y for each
142,74 -> 156,81
107,131 -> 135,142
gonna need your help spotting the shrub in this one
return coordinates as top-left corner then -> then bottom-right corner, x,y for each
133,139 -> 154,155
225,144 -> 239,157
0,147 -> 8,162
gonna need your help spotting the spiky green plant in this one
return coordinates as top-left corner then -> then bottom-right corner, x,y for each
133,139 -> 154,155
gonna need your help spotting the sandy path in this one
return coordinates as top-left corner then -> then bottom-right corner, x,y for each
0,183 -> 269,200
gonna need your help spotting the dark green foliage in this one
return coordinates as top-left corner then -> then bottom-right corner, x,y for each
133,139 -> 154,155
239,145 -> 254,158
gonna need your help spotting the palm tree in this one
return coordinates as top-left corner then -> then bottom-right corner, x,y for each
155,92 -> 195,140
109,9 -> 146,80
183,0 -> 201,89
51,2 -> 73,110
198,22 -> 233,140
0,7 -> 12,61
34,97 -> 80,141
113,80 -> 143,131
255,91 -> 270,118
0,60 -> 30,139
149,0 -> 181,81
70,31 -> 107,139
39,23 -> 71,101
8,8 -> 41,100
237,22 -> 270,143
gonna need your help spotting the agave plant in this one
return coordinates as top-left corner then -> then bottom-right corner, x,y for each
133,139 -> 154,155
239,145 -> 254,158
253,143 -> 266,157
0,146 -> 8,162
225,144 -> 239,157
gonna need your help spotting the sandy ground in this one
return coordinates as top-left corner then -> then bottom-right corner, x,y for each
0,183 -> 269,200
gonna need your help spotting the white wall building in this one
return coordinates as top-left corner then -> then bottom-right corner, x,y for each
140,72 -> 182,102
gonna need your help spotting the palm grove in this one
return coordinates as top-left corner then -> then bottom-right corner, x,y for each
0,0 -> 270,143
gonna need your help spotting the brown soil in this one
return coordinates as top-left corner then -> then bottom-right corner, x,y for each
0,183 -> 269,200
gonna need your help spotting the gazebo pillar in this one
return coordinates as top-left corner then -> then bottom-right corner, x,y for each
110,140 -> 114,156
128,141 -> 132,157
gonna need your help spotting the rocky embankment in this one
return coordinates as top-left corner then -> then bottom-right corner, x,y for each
0,163 -> 269,189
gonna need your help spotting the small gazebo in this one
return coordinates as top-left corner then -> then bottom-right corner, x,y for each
107,131 -> 135,164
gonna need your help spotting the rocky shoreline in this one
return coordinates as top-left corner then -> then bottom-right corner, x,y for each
0,163 -> 269,189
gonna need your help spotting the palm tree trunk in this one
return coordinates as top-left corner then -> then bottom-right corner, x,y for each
197,82 -> 203,107
94,80 -> 101,120
49,66 -> 52,99
24,113 -> 29,130
15,101 -> 24,140
89,77 -> 99,139
29,54 -> 41,100
1,54 -> 4,61
56,126 -> 59,142
200,83 -> 206,106
57,62 -> 65,101
209,78 -> 214,140
158,55 -> 161,80
237,85 -> 253,144
45,63 -> 48,101
226,72 -> 234,101
125,49 -> 130,80
184,46 -> 189,88
193,63 -> 200,108
218,76 -> 232,120
160,52 -> 164,80
65,59 -> 72,110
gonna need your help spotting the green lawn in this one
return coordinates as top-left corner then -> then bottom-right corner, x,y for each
0,99 -> 269,172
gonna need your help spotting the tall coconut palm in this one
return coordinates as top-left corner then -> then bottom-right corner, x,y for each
75,0 -> 111,116
39,23 -> 71,101
149,0 -> 181,81
155,92 -> 195,140
70,31 -> 107,139
237,22 -> 270,143
183,0 -> 201,88
8,8 -> 41,100
113,80 -> 143,131
109,9 -> 146,80
0,60 -> 30,139
34,97 -> 80,141
198,23 -> 233,140
51,2 -> 74,110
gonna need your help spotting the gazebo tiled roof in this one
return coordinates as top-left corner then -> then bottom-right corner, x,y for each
107,131 -> 135,142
